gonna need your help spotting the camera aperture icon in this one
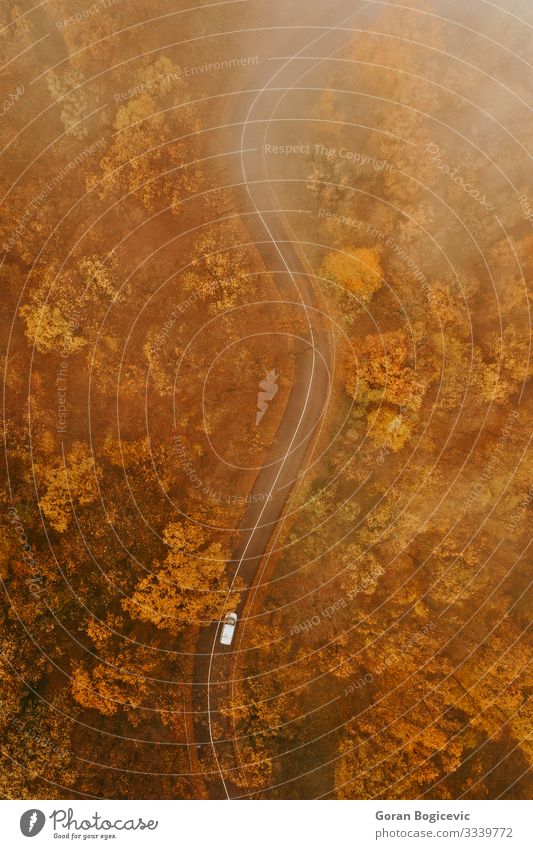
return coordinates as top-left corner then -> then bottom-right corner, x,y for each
256,369 -> 279,425
20,809 -> 46,837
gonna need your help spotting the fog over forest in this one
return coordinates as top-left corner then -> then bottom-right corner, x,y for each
0,0 -> 531,804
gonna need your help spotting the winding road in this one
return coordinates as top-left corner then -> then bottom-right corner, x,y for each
191,0 -> 370,799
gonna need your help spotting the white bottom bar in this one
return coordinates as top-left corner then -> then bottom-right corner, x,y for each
2,799 -> 531,848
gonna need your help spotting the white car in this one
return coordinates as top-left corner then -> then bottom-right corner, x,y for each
220,612 -> 237,646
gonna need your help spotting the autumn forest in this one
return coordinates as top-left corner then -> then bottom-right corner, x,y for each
0,0 -> 531,803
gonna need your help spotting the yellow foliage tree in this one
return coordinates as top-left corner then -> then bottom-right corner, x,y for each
37,442 -> 100,532
123,521 -> 240,633
87,57 -> 200,214
346,329 -> 423,409
322,247 -> 383,301
20,303 -> 86,355
71,647 -> 157,724
367,406 -> 413,452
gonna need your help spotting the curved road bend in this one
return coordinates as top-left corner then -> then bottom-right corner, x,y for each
191,1 -> 370,798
